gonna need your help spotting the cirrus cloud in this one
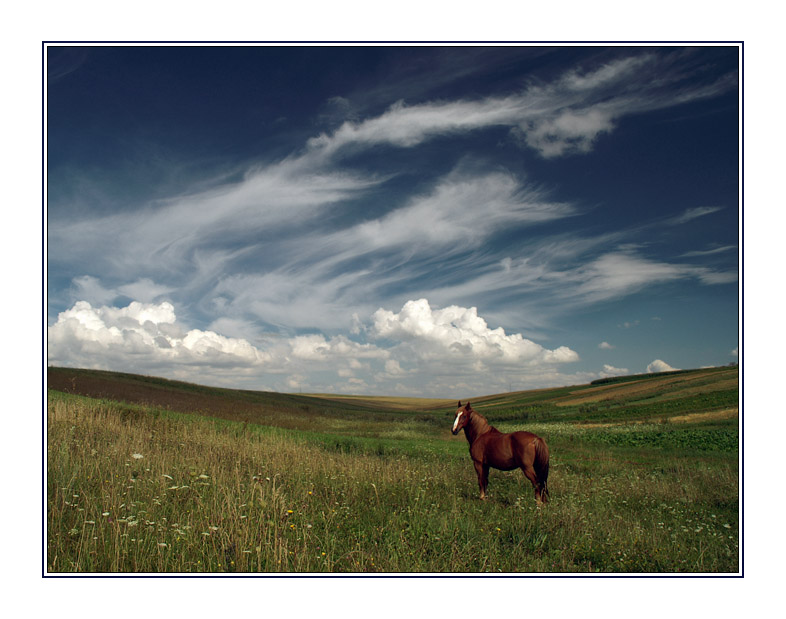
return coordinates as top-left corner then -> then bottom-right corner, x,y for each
306,52 -> 735,160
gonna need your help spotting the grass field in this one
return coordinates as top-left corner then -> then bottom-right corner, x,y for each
46,366 -> 739,573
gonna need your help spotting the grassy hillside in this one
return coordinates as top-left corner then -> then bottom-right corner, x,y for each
48,365 -> 737,422
46,365 -> 739,573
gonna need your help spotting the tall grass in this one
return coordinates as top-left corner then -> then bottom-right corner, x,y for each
47,390 -> 739,573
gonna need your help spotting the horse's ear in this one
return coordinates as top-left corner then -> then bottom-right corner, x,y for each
466,401 -> 472,410
457,401 -> 462,407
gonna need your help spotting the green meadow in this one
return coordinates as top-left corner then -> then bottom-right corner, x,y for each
46,366 -> 739,573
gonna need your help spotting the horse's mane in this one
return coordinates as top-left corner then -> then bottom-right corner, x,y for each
467,408 -> 495,439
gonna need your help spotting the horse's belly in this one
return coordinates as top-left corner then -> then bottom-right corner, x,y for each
488,457 -> 517,471
478,440 -> 518,470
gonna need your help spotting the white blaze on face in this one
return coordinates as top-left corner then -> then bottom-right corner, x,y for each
452,410 -> 463,432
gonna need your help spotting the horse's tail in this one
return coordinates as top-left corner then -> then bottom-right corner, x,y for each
534,436 -> 550,503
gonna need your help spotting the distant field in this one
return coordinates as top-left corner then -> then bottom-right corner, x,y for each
46,365 -> 739,573
302,393 -> 453,410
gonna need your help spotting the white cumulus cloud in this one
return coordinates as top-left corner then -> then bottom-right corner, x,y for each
48,300 -> 271,371
646,359 -> 680,373
600,364 -> 629,377
47,299 -> 393,392
289,333 -> 388,362
371,298 -> 578,366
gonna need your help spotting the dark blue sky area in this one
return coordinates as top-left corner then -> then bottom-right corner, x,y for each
47,45 -> 740,395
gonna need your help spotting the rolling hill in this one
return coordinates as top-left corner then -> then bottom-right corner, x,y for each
47,364 -> 738,429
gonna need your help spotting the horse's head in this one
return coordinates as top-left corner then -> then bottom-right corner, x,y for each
452,401 -> 472,435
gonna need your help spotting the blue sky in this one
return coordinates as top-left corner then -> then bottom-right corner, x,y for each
46,44 -> 739,397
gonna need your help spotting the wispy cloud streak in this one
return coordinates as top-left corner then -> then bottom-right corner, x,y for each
306,52 -> 736,159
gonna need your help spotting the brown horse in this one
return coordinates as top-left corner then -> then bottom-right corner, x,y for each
451,401 -> 550,503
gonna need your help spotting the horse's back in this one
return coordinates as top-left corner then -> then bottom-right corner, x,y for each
511,430 -> 541,453
510,430 -> 545,464
510,430 -> 539,444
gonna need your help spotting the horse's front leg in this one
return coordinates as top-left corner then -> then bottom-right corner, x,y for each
473,461 -> 489,500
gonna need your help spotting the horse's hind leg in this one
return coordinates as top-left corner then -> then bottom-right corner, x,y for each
474,461 -> 489,500
520,465 -> 543,504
